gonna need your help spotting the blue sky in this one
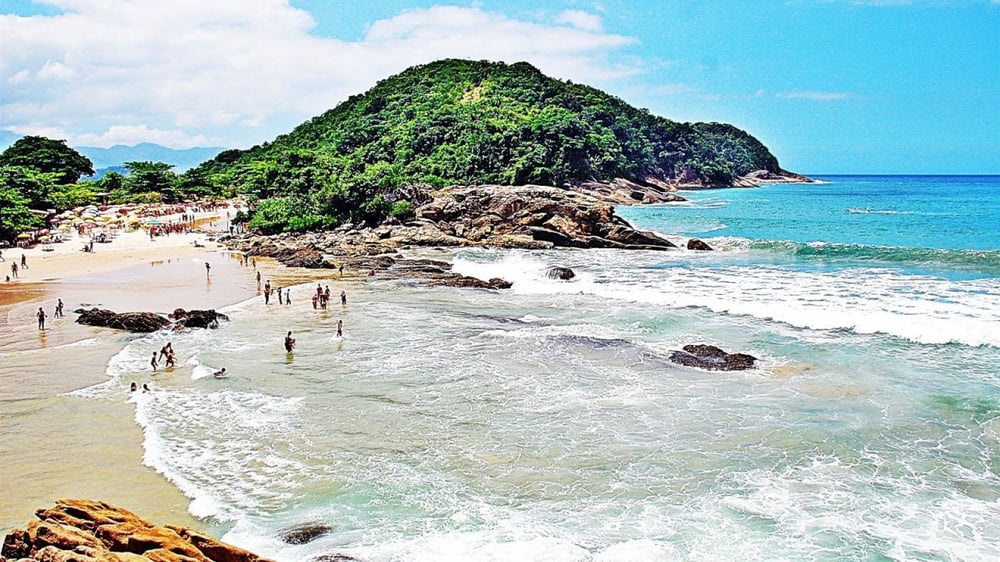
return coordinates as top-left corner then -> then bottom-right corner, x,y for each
1,0 -> 997,174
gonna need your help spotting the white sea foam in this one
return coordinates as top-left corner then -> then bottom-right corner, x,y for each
454,250 -> 1000,347
134,388 -> 307,521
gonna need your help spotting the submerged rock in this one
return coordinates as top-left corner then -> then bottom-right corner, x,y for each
669,344 -> 757,371
687,238 -> 713,251
1,499 -> 273,562
278,523 -> 333,545
75,308 -> 170,332
544,266 -> 576,280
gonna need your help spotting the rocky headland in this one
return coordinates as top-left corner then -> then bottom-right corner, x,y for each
220,174 -> 814,280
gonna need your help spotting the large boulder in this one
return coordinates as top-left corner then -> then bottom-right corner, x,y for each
544,266 -> 576,280
1,499 -> 273,562
669,344 -> 757,371
687,238 -> 713,251
75,308 -> 170,332
278,523 -> 333,545
170,308 -> 229,329
279,248 -> 333,269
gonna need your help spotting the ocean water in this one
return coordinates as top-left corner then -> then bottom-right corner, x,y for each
80,176 -> 1000,560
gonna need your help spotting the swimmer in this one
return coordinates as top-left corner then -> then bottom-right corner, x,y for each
213,368 -> 227,378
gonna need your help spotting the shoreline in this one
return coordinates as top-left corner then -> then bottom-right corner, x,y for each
1,205 -> 257,532
0,204 -> 369,533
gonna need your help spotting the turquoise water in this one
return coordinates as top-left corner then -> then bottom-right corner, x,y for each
76,177 -> 1000,560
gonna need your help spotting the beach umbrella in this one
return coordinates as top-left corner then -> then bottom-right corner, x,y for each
16,233 -> 31,239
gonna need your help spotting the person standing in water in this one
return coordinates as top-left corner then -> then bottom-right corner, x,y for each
54,298 -> 64,318
337,319 -> 343,337
36,307 -> 46,329
284,331 -> 296,352
150,352 -> 158,371
205,261 -> 211,277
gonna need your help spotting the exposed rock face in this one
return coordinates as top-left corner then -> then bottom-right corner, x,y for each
669,344 -> 757,371
170,309 -> 229,330
275,247 -> 333,269
687,238 -> 713,251
1,499 -> 273,562
428,276 -> 513,290
75,308 -> 171,333
544,266 -> 576,280
226,184 -> 678,271
416,184 -> 676,250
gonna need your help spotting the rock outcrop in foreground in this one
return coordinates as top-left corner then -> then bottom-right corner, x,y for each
1,499 -> 272,562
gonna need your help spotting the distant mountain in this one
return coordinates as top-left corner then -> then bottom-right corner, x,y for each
79,143 -> 226,173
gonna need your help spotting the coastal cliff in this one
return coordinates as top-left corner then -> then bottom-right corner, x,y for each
1,499 -> 270,562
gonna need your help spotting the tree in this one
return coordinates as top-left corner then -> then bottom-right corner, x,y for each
0,165 -> 59,209
0,136 -> 94,184
0,184 -> 41,242
123,161 -> 177,198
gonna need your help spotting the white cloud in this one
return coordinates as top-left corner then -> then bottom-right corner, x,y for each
0,2 -> 640,149
776,90 -> 854,101
554,10 -> 604,31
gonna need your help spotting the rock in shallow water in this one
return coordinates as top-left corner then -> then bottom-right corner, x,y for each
74,308 -> 171,332
544,266 -> 576,280
669,344 -> 757,371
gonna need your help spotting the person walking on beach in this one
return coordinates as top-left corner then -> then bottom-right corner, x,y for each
285,288 -> 291,305
256,270 -> 261,289
20,254 -> 28,269
11,262 -> 18,279
205,261 -> 211,277
36,307 -> 46,329
0,249 -> 5,262
277,286 -> 283,305
150,352 -> 158,371
284,331 -> 296,352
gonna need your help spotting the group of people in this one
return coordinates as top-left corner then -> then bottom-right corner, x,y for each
151,342 -> 177,371
262,280 -> 292,305
311,284 -> 347,309
35,298 -> 63,330
6,253 -> 28,282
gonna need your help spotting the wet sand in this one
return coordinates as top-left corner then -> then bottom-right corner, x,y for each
0,209 -> 302,532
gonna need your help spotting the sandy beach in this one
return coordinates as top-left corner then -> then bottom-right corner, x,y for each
0,204 -> 274,532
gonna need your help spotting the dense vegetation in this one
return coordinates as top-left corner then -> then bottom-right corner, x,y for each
1,59 -> 785,238
0,136 -> 226,240
190,59 -> 782,233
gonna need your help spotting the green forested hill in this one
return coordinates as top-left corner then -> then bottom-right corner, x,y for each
190,59 -> 785,231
